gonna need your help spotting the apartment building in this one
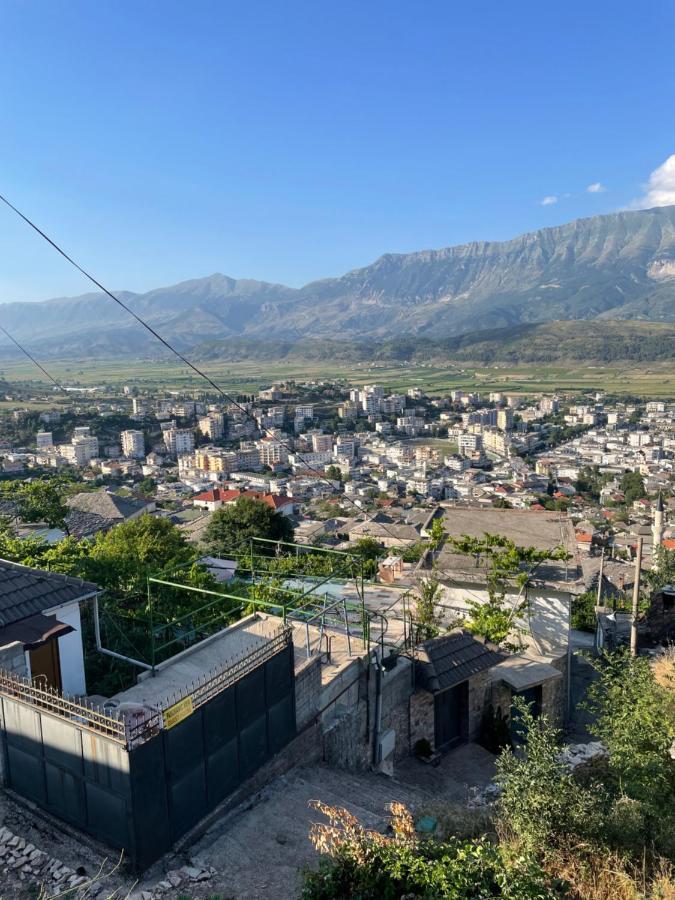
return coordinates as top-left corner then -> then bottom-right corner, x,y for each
198,412 -> 225,441
163,427 -> 195,456
121,429 -> 145,460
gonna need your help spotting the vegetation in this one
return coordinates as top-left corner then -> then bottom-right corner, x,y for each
619,471 -> 647,506
203,496 -> 294,555
413,577 -> 444,641
302,800 -> 556,899
448,533 -> 570,649
570,590 -> 598,632
304,651 -> 675,899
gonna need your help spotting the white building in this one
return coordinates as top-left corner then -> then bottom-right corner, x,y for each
121,429 -> 145,460
36,431 -> 53,450
198,412 -> 225,441
164,427 -> 195,456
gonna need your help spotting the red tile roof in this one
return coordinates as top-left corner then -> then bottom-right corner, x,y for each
193,487 -> 240,503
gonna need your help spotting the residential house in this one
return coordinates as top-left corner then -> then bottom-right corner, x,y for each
0,560 -> 101,695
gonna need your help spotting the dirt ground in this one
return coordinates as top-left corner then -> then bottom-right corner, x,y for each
0,743 -> 495,900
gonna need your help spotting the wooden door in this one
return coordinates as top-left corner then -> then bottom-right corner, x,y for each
29,639 -> 62,692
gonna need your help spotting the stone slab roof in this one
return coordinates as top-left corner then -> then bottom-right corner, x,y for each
416,629 -> 505,693
0,559 -> 100,626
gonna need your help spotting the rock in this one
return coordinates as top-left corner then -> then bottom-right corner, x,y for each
184,866 -> 202,880
195,870 -> 211,881
157,880 -> 172,892
140,892 -> 153,900
8,836 -> 19,848
167,871 -> 182,887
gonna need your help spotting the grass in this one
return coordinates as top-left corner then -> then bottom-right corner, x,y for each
2,356 -> 675,398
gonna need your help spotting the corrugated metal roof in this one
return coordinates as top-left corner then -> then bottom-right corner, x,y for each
417,629 -> 505,692
0,559 -> 100,626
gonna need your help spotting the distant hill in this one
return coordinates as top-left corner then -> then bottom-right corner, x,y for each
2,207 -> 675,356
190,320 -> 675,365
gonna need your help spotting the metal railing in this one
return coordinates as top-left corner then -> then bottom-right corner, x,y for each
159,623 -> 292,720
0,670 -> 128,744
0,623 -> 292,750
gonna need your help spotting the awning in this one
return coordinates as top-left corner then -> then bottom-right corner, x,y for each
0,614 -> 74,652
490,655 -> 562,692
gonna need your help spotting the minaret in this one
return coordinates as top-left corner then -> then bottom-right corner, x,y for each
652,492 -> 665,570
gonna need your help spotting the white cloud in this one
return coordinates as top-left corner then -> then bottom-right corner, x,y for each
541,195 -> 558,206
633,154 -> 675,208
587,182 -> 606,193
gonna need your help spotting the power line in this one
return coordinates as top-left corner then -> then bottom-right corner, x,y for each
0,323 -> 65,391
0,194 -> 406,541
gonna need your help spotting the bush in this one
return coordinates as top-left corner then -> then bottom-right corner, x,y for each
571,591 -> 597,632
302,801 -> 558,899
479,704 -> 512,754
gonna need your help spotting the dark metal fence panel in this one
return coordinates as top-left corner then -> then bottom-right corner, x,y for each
0,695 -> 135,854
0,634 -> 297,870
129,736 -> 171,869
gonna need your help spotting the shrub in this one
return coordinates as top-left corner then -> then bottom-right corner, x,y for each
302,801 -> 558,899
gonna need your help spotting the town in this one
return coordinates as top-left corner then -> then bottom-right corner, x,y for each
0,374 -> 673,898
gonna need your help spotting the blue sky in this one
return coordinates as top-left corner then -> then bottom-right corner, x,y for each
1,0 -> 674,302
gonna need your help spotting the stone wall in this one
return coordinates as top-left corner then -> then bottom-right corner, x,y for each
468,670 -> 491,741
321,656 -> 414,770
294,655 -> 322,729
409,689 -> 435,753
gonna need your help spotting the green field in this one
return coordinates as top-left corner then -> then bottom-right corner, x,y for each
2,356 -> 675,398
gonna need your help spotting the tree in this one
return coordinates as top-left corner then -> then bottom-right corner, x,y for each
15,480 -> 69,532
429,517 -> 445,549
351,537 -> 385,577
137,477 -> 156,496
414,577 -> 444,641
619,471 -> 646,506
585,651 -> 675,818
495,700 -> 600,854
203,497 -> 294,556
89,514 -> 195,593
325,465 -> 342,483
448,533 -> 570,650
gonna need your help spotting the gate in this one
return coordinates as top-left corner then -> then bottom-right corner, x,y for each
0,625 -> 296,870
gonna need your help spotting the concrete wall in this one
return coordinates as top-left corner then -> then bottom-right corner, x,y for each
439,584 -> 571,653
49,601 -> 87,696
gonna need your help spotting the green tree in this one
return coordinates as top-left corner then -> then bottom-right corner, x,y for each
429,517 -> 445,549
89,514 -> 195,593
351,537 -> 385,577
414,577 -> 444,641
325,465 -> 342,483
619,471 -> 646,506
15,480 -> 70,532
203,497 -> 294,556
496,700 -> 601,854
137,477 -> 156,496
585,652 -> 675,817
448,533 -> 570,649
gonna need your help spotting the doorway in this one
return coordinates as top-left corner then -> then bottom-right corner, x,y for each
434,681 -> 468,749
510,684 -> 542,742
29,639 -> 62,691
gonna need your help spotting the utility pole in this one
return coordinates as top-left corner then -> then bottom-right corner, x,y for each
630,537 -> 643,657
596,547 -> 605,608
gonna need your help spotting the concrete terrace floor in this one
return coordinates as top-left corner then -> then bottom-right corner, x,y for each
183,743 -> 496,900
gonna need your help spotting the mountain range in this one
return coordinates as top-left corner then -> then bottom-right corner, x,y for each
2,206 -> 675,359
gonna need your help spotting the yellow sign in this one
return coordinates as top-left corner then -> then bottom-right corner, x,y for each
163,696 -> 194,730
